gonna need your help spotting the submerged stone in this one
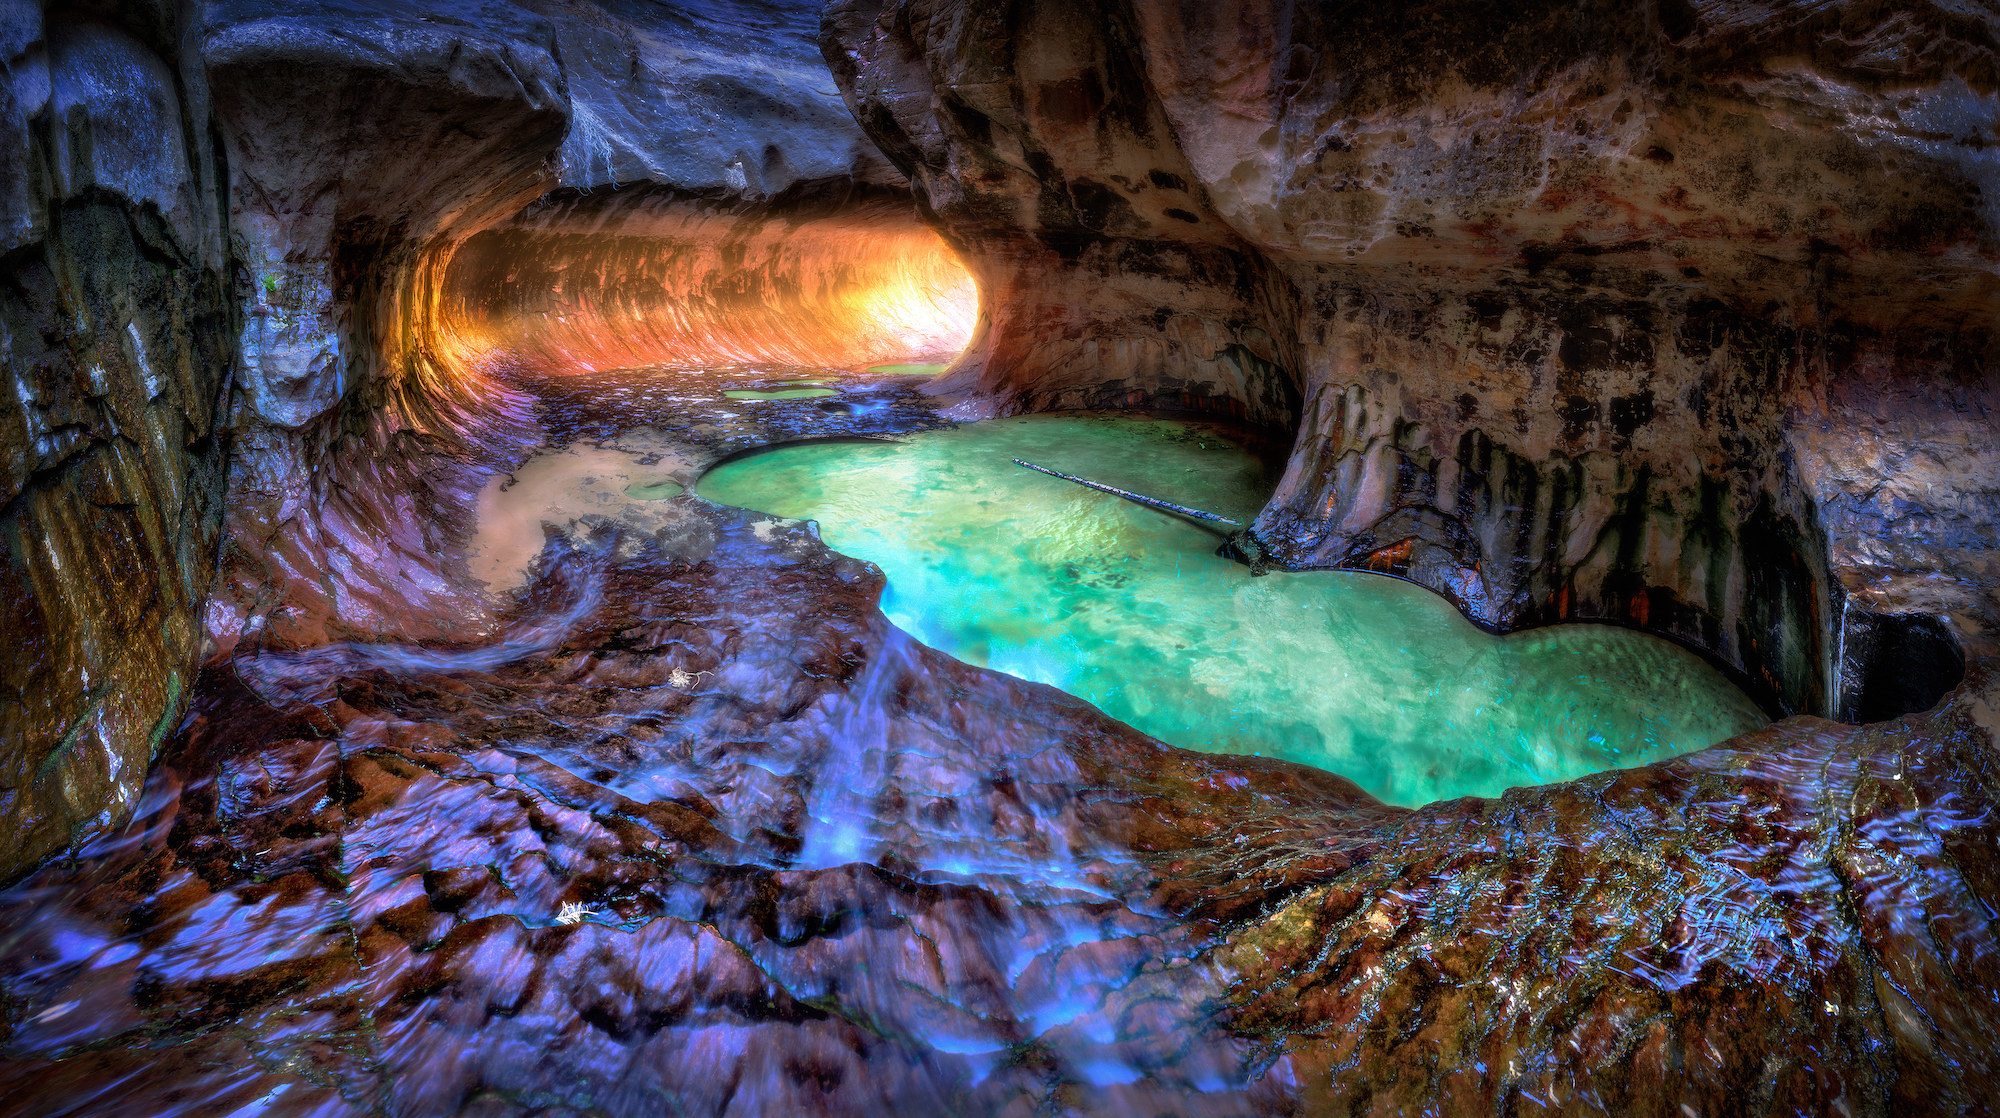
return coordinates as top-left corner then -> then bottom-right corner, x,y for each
623,479 -> 684,499
723,386 -> 840,400
699,414 -> 1769,804
467,433 -> 701,594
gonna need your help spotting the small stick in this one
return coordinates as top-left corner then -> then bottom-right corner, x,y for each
1011,458 -> 1242,526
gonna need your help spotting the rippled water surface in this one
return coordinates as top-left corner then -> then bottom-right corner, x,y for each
700,414 -> 1769,804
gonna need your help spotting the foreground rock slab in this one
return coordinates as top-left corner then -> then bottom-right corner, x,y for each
2,378 -> 1995,1115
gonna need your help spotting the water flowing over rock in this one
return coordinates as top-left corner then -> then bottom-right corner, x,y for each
0,0 -> 1994,1114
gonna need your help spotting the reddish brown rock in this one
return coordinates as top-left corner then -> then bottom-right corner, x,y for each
0,448 -> 1993,1112
0,5 -> 236,881
824,0 -> 2000,721
1,1 -> 1995,1114
202,0 -> 923,661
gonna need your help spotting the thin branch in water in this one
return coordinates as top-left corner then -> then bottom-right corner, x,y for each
1011,458 -> 1243,528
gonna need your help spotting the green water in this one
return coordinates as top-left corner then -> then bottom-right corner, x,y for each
698,415 -> 1768,805
865,363 -> 948,376
724,386 -> 839,400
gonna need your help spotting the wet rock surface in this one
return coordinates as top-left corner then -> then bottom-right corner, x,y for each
0,375 -> 1345,1114
2,377 -> 1997,1114
823,0 -> 2000,721
0,7 -> 236,880
204,0 -> 934,667
0,0 -> 1995,1113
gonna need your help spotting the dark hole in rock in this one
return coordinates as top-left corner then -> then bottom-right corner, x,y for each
1840,610 -> 1968,724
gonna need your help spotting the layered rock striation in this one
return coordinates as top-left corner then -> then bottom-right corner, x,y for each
0,4 -> 236,880
824,0 -> 2000,720
201,0 -> 911,659
199,0 -> 567,657
442,183 -> 976,380
0,412 -> 1993,1113
0,0 -> 931,879
0,0 -> 1994,1113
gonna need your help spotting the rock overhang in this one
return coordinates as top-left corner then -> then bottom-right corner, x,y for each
0,1 -> 1993,1113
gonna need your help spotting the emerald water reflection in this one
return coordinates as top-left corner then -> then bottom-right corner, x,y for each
699,415 -> 1767,804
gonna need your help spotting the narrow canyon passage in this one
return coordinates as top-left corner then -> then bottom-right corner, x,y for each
1,2 -> 1996,1116
438,188 -> 979,381
0,358 -> 1928,1116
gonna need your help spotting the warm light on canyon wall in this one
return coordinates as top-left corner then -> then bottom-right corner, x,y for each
437,190 -> 978,379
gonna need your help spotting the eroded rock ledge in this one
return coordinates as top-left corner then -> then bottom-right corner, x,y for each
0,0 -> 1994,1114
0,6 -> 235,880
823,0 -> 2000,720
0,446 -> 1994,1112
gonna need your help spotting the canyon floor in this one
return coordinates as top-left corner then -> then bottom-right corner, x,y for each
1,364 -> 1995,1116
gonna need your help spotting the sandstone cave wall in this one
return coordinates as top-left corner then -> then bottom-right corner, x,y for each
197,0 -> 569,656
5,0 -> 1988,884
0,3 -> 237,880
197,0 -> 911,659
0,0 -> 921,875
441,183 -> 976,380
821,0 -> 1306,430
825,0 -> 2000,718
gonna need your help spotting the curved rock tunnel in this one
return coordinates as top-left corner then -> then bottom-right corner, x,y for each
1,0 -> 1997,1115
439,185 -> 979,380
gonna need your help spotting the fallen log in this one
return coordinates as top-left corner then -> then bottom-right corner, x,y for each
1010,457 -> 1270,575
1010,458 -> 1242,526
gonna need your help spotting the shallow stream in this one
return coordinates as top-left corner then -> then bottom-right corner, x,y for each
699,414 -> 1769,805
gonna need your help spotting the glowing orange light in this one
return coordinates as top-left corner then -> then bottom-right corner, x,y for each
436,205 -> 979,381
